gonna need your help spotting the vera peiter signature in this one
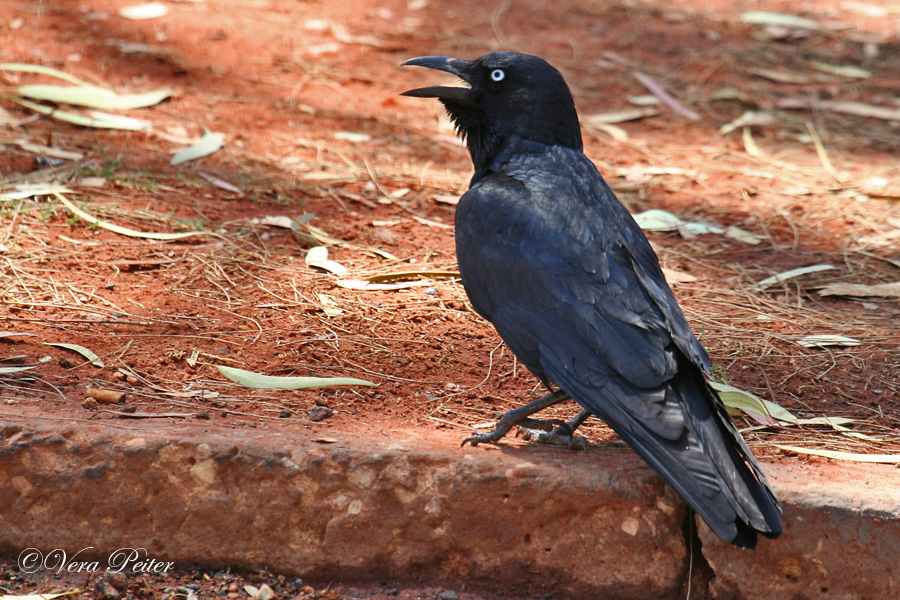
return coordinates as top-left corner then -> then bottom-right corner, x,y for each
18,547 -> 175,574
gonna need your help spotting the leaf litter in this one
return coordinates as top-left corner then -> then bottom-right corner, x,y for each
1,0 -> 898,473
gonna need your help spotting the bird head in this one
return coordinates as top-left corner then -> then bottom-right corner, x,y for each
402,51 -> 583,170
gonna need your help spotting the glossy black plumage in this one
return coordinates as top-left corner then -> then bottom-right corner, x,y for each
403,51 -> 782,548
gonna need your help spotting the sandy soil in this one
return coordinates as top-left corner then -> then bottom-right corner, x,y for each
1,0 -> 900,596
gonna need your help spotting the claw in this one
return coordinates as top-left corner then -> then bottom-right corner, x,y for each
460,431 -> 500,447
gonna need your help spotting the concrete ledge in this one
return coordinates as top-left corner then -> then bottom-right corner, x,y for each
700,461 -> 900,599
1,417 -> 898,599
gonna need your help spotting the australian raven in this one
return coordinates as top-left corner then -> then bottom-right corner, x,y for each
402,51 -> 782,548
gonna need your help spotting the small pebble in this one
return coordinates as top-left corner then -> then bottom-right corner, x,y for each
95,580 -> 121,600
105,572 -> 128,593
308,405 -> 334,422
438,591 -> 459,600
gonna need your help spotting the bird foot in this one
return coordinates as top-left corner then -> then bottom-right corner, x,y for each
460,390 -> 571,447
460,416 -> 565,447
515,425 -> 588,451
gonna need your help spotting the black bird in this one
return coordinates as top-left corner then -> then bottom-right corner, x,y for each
402,51 -> 782,548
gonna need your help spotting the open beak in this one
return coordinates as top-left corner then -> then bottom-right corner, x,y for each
401,55 -> 478,105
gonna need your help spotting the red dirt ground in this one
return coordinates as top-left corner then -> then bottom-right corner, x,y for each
1,0 -> 900,596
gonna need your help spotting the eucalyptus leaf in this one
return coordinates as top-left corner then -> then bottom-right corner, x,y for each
9,98 -> 152,130
44,342 -> 104,367
774,445 -> 900,464
216,365 -> 376,389
336,279 -> 435,291
305,246 -> 349,276
806,61 -> 872,79
819,281 -> 900,298
753,264 -> 834,291
367,271 -> 459,283
54,192 -> 210,240
0,62 -> 93,85
171,130 -> 225,165
739,11 -> 821,30
796,335 -> 862,348
16,84 -> 172,109
710,381 -> 796,423
0,366 -> 35,374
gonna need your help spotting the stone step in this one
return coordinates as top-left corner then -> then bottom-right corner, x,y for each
1,418 -> 897,599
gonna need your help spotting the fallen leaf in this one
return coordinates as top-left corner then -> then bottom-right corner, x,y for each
820,100 -> 900,121
333,131 -> 371,143
796,334 -> 862,348
336,279 -> 435,291
661,268 -> 697,286
724,225 -> 765,245
199,172 -> 243,194
719,111 -> 776,135
15,84 -> 171,110
367,271 -> 459,283
840,1 -> 889,17
632,72 -> 699,120
411,214 -> 452,229
317,293 -> 344,317
739,11 -> 820,30
712,381 -> 791,425
9,98 -> 152,130
216,365 -> 376,389
250,214 -> 313,229
583,107 -> 660,125
626,94 -> 661,106
748,68 -> 815,84
171,130 -> 225,165
305,246 -> 349,276
819,281 -> 900,298
0,62 -> 92,85
77,177 -> 108,188
632,208 -> 723,236
0,184 -> 75,201
0,366 -> 35,374
14,140 -> 84,161
806,61 -> 871,79
584,121 -> 629,141
0,593 -> 79,600
44,342 -> 104,367
753,264 -> 835,291
774,445 -> 900,464
54,192 -> 210,240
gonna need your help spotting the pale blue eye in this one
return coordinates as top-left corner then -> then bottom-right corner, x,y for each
491,69 -> 505,82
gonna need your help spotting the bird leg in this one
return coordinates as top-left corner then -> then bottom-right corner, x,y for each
461,389 -> 570,447
516,409 -> 591,451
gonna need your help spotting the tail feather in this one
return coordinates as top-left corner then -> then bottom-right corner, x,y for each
556,354 -> 782,548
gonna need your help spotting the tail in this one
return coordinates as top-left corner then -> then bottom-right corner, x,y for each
565,354 -> 783,548
661,360 -> 782,547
